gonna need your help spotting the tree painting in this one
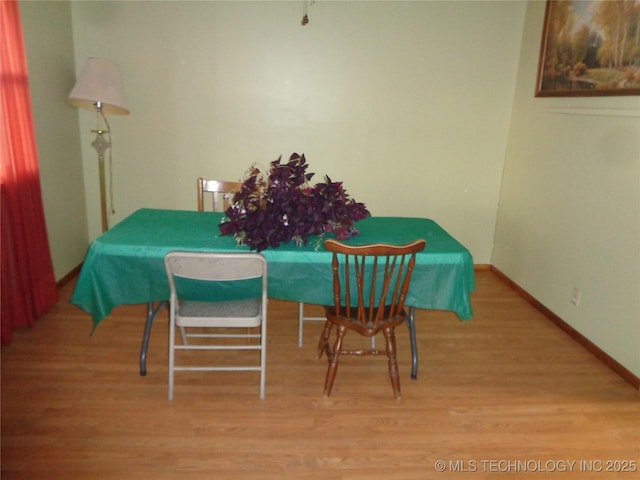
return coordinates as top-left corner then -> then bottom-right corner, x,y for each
536,0 -> 640,96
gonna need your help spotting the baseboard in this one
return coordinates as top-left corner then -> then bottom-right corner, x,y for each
489,265 -> 639,390
56,264 -> 82,289
474,264 -> 491,271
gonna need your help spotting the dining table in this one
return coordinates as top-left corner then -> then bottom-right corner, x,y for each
71,208 -> 475,378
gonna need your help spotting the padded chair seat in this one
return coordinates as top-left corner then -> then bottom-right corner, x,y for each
178,298 -> 262,327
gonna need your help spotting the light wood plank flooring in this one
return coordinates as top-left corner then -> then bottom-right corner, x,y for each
2,271 -> 638,479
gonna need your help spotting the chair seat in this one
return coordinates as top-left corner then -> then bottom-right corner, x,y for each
325,306 -> 407,335
178,298 -> 262,328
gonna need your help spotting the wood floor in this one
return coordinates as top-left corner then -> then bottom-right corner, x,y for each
2,271 -> 638,479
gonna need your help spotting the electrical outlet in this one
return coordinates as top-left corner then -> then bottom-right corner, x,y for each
571,287 -> 581,306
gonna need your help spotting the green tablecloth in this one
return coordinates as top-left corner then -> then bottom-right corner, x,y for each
71,208 -> 475,328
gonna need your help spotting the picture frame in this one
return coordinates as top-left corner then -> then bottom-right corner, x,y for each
535,0 -> 640,97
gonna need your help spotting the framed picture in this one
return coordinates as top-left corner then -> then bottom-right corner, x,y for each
535,0 -> 640,97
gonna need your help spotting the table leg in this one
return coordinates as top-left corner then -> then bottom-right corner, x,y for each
139,301 -> 167,376
405,306 -> 418,379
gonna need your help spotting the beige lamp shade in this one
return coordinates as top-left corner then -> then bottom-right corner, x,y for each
68,58 -> 129,115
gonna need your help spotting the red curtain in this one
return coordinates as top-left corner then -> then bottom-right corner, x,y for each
1,0 -> 58,345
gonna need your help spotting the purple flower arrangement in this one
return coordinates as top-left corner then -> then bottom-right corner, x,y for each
219,153 -> 370,251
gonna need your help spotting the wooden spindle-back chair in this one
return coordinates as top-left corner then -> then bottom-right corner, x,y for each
318,238 -> 426,399
197,178 -> 242,212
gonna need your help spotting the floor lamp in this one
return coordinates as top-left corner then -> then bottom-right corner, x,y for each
68,58 -> 129,232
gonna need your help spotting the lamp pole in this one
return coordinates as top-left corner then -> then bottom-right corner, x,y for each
91,102 -> 111,233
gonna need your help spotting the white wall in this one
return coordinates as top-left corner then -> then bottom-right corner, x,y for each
69,0 -> 526,263
493,1 -> 640,377
20,0 -> 88,281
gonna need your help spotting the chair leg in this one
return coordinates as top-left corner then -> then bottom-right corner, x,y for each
317,319 -> 333,359
383,327 -> 401,400
168,319 -> 176,401
324,325 -> 346,397
300,303 -> 327,348
298,302 -> 304,348
259,322 -> 267,400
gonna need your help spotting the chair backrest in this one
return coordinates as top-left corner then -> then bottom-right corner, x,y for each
197,178 -> 243,212
165,251 -> 267,302
324,238 -> 426,333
